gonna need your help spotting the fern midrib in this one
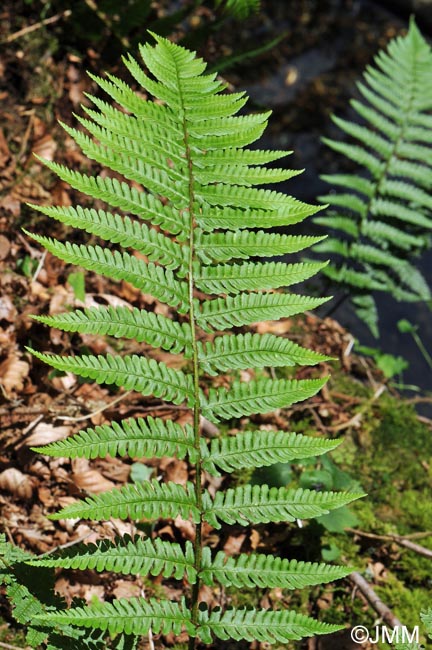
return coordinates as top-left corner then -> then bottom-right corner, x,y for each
172,51 -> 204,646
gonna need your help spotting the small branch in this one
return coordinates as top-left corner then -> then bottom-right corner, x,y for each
328,384 -> 386,432
349,571 -> 403,628
0,642 -> 31,650
38,531 -> 94,558
56,390 -> 132,422
3,10 -> 72,44
347,527 -> 432,541
347,527 -> 432,558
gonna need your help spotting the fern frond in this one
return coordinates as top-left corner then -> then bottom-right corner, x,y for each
28,204 -> 187,272
200,549 -> 351,588
196,261 -> 327,295
28,537 -> 197,583
202,377 -> 327,422
27,350 -> 194,406
202,430 -> 340,475
31,416 -> 197,463
32,306 -> 193,355
198,333 -> 330,375
23,33 -> 356,648
203,485 -> 364,528
35,597 -> 194,636
215,0 -> 261,19
198,293 -> 329,331
196,231 -> 325,263
25,233 -> 189,312
197,607 -> 342,643
195,165 -> 301,187
197,205 -> 320,231
316,19 -> 432,333
34,159 -> 189,238
48,480 -> 200,522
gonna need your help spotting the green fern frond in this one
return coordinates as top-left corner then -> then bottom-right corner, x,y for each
198,332 -> 330,375
28,204 -> 187,272
22,32 -> 359,648
28,537 -> 197,583
28,349 -> 193,406
25,233 -> 189,312
31,416 -> 197,463
215,0 -> 260,20
197,607 -> 342,643
32,307 -> 193,355
33,159 -> 189,238
315,18 -> 432,333
202,377 -> 328,422
196,261 -> 327,294
200,549 -> 351,588
35,597 -> 194,636
196,230 -> 325,263
202,430 -> 340,474
196,206 -> 317,230
198,293 -> 329,331
203,485 -> 364,528
48,480 -> 200,522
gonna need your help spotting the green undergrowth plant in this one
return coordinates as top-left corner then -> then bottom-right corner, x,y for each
5,35 -> 364,648
313,19 -> 432,336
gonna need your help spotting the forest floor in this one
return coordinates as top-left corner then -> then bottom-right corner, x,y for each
1,2 -> 432,649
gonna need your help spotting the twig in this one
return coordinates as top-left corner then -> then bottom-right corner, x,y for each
32,250 -> 47,282
0,642 -> 31,650
56,390 -> 133,422
83,0 -> 130,48
349,571 -> 403,628
347,527 -> 432,541
347,528 -> 432,558
328,384 -> 386,432
3,10 -> 72,44
38,531 -> 94,558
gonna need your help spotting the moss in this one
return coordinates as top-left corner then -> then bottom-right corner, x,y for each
375,573 -> 429,644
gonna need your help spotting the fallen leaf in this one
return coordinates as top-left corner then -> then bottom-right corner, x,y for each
71,458 -> 116,494
0,467 -> 33,499
0,235 -> 11,260
25,422 -> 72,448
0,295 -> 17,322
223,534 -> 247,556
0,354 -> 29,394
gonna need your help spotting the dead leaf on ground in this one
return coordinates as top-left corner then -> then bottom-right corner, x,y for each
0,467 -> 34,499
71,458 -> 116,494
0,353 -> 29,394
0,295 -> 17,322
24,422 -> 72,448
223,533 -> 247,556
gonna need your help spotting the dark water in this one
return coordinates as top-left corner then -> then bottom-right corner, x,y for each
226,0 -> 432,401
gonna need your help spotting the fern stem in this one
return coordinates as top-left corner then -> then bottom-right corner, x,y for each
175,63 -> 203,649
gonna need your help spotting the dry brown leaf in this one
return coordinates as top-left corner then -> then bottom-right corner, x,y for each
25,422 -> 72,448
0,354 -> 29,394
173,516 -> 195,541
0,295 -> 17,322
71,458 -> 116,494
223,533 -> 247,556
33,133 -> 57,161
164,458 -> 188,486
0,467 -> 33,499
0,235 -> 11,260
112,580 -> 141,600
